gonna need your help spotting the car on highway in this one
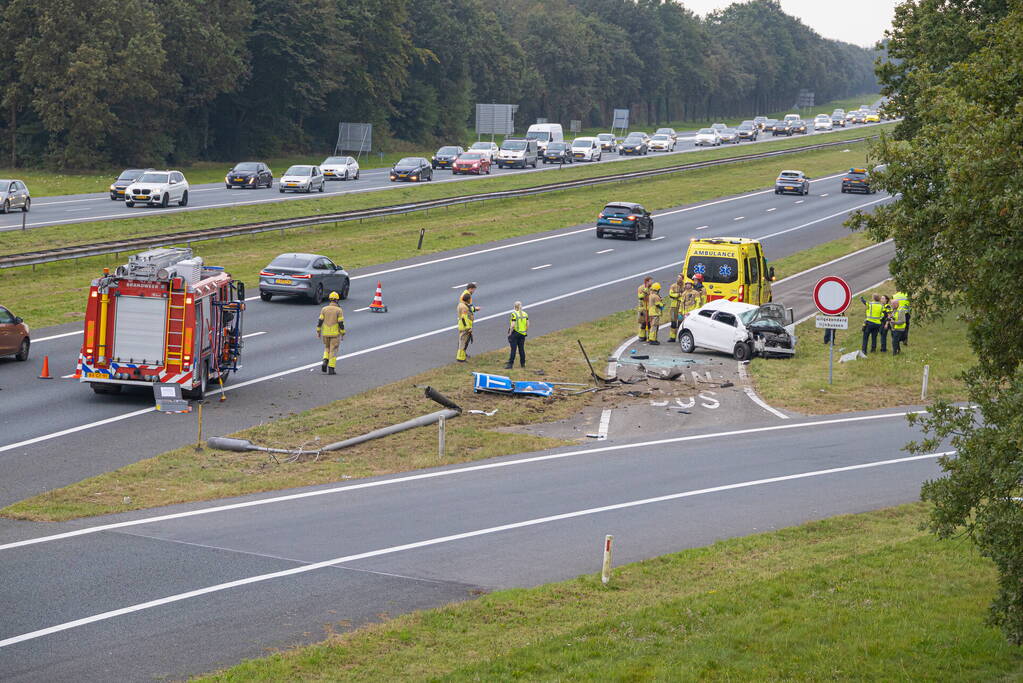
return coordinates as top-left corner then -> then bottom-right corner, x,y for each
813,114 -> 833,131
762,118 -> 780,133
279,165 -> 325,193
390,157 -> 433,182
597,133 -> 618,152
791,119 -> 809,134
654,127 -> 678,143
596,201 -> 654,240
526,123 -> 564,155
772,120 -> 794,136
108,168 -> 153,200
0,179 -> 31,213
711,123 -> 727,134
452,151 -> 492,174
841,167 -> 875,194
648,133 -> 675,152
468,141 -> 499,162
321,156 -> 360,181
125,170 -> 189,207
851,110 -> 867,124
753,116 -> 768,131
225,161 -> 273,189
431,146 -> 464,170
736,123 -> 759,141
571,137 -> 602,161
695,128 -> 721,146
619,133 -> 649,156
258,252 -> 350,303
718,128 -> 740,144
864,110 -> 881,123
496,138 -> 538,169
541,141 -> 574,165
775,169 -> 810,195
783,113 -> 800,123
678,300 -> 795,361
830,113 -> 846,127
0,304 -> 30,361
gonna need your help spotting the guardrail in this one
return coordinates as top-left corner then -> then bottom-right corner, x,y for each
1,135 -> 876,269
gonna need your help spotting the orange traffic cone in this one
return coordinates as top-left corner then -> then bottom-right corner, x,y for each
38,355 -> 53,379
369,281 -> 388,313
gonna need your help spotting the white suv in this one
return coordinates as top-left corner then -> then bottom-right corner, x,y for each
321,156 -> 360,181
570,137 -> 602,161
125,171 -> 189,208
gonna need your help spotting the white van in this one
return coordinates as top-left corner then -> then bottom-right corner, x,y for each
525,123 -> 564,154
497,138 -> 539,169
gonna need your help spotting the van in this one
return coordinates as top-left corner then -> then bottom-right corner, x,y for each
525,123 -> 563,154
683,237 -> 775,305
783,113 -> 800,123
496,138 -> 538,169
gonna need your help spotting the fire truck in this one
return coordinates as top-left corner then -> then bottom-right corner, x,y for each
78,247 -> 246,398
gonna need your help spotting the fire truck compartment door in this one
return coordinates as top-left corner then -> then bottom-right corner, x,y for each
113,295 -> 168,365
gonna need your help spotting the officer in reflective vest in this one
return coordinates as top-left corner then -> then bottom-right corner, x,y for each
646,282 -> 664,345
637,276 -> 652,340
891,300 -> 908,355
860,293 -> 884,355
505,301 -> 529,369
316,292 -> 345,375
893,291 -> 910,344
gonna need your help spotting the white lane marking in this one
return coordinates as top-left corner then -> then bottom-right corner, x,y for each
32,331 -> 81,343
451,283 -> 468,289
760,196 -> 891,242
795,200 -> 804,204
737,360 -> 788,420
596,249 -> 614,254
695,225 -> 709,230
531,264 -> 552,270
353,307 -> 370,312
0,407 -> 929,552
766,208 -> 777,212
597,409 -> 612,440
241,332 -> 266,339
0,407 -> 159,456
821,193 -> 829,197
0,451 -> 949,648
734,216 -> 744,221
60,374 -> 76,379
774,239 -> 893,285
650,236 -> 665,241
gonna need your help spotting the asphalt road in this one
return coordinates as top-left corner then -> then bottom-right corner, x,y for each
0,408 -> 945,681
0,120 -> 890,233
0,177 -> 894,507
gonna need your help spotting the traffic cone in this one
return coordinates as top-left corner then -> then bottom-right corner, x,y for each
38,355 -> 53,379
369,281 -> 388,313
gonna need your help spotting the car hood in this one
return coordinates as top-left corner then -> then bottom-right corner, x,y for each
281,175 -> 313,182
392,166 -> 421,172
230,170 -> 257,176
126,181 -> 170,191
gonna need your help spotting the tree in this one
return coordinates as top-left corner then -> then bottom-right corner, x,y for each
850,3 -> 1022,643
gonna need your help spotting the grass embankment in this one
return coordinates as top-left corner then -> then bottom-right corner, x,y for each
0,95 -> 880,197
196,503 -> 1021,681
2,141 -> 877,329
752,289 -> 971,414
1,231 -> 881,522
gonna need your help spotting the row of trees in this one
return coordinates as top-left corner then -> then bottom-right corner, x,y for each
0,0 -> 879,168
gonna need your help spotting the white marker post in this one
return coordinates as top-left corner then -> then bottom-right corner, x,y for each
921,365 -> 930,401
438,416 -> 446,457
601,535 -> 614,585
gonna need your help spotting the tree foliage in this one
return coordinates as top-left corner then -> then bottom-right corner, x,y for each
0,0 -> 878,167
851,1 -> 1023,644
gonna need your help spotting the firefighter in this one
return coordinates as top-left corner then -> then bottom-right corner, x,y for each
456,291 -> 476,362
636,276 -> 652,340
646,282 -> 664,345
692,272 -> 705,294
316,292 -> 345,375
667,275 -> 685,342
460,282 -> 479,311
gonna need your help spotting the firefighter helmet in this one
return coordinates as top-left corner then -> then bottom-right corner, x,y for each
328,291 -> 340,300
651,282 -> 661,291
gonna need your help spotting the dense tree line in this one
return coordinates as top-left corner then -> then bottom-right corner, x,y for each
0,0 -> 878,168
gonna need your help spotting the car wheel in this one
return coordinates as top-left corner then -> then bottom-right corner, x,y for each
596,230 -> 604,239
279,187 -> 285,193
318,181 -> 324,192
679,331 -> 695,353
803,186 -> 809,196
355,170 -> 360,180
734,342 -> 752,361
340,279 -> 350,300
226,184 -> 231,189
178,191 -> 188,207
647,224 -> 654,239
840,188 -> 846,193
260,291 -> 273,302
630,229 -> 639,241
22,198 -> 30,212
14,338 -> 30,361
310,283 -> 324,304
3,199 -> 10,213
126,200 -> 135,207
161,194 -> 170,208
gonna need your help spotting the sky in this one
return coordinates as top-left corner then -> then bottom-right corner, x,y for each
681,0 -> 898,47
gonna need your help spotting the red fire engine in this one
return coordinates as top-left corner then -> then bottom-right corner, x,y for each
78,247 -> 245,398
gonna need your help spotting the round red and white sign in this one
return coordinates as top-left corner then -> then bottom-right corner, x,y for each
813,276 -> 851,315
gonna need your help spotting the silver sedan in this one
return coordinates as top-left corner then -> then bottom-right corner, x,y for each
0,179 -> 30,213
258,252 -> 351,303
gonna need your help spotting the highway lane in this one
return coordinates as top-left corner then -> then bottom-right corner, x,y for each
0,121 -> 890,232
0,177 -> 894,506
0,409 -> 945,681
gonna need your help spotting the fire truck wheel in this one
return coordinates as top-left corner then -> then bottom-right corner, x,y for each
90,383 -> 122,395
260,291 -> 273,302
185,365 -> 209,400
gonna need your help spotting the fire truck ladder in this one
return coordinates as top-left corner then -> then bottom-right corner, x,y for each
213,281 -> 245,375
164,279 -> 189,374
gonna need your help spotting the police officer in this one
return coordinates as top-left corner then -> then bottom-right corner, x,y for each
316,291 -> 345,375
891,300 -> 908,355
636,276 -> 652,340
505,301 -> 528,369
646,282 -> 664,345
893,290 -> 910,344
860,293 -> 884,355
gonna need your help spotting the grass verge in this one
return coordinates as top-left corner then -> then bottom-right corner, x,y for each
3,142 -> 876,328
751,287 -> 971,414
195,503 -> 1022,681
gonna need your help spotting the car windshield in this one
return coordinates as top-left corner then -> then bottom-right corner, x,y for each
269,256 -> 313,269
470,142 -> 491,149
285,166 -> 313,176
526,131 -> 551,141
502,140 -> 526,150
396,158 -> 419,166
738,124 -> 753,130
572,139 -> 592,147
687,257 -> 739,284
698,128 -> 715,135
233,162 -> 259,171
117,170 -> 145,181
323,157 -> 347,164
722,129 -> 736,134
138,173 -> 169,183
815,115 -> 829,120
847,171 -> 868,178
655,129 -> 672,135
779,171 -> 801,178
598,134 -> 614,141
547,143 -> 568,151
460,153 -> 483,160
624,134 -> 644,141
651,135 -> 669,141
438,147 -> 460,155
603,205 -> 636,217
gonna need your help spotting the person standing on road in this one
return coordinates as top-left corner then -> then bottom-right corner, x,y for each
893,290 -> 910,344
637,276 -> 652,340
879,294 -> 893,353
505,301 -> 528,369
860,293 -> 884,355
456,289 -> 476,363
692,272 -> 705,295
891,299 -> 908,355
316,291 -> 345,375
646,282 -> 664,345
667,275 -> 685,342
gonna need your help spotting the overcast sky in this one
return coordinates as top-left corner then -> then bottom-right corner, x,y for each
682,0 -> 897,47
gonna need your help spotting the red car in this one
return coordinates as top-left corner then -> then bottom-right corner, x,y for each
0,304 -> 30,361
452,152 -> 491,175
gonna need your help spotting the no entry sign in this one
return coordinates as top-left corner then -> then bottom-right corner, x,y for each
813,276 -> 851,315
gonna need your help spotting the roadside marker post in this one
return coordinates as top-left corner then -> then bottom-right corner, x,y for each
813,276 -> 852,385
601,534 -> 614,585
438,416 -> 446,457
922,364 -> 930,401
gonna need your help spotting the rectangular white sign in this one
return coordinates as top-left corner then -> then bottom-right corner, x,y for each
815,315 -> 849,330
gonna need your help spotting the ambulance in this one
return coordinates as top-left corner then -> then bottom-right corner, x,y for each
682,237 -> 775,304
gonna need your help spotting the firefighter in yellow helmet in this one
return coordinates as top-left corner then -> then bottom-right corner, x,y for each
636,276 -> 652,340
316,291 -> 345,375
667,274 -> 685,342
456,283 -> 478,362
646,282 -> 664,345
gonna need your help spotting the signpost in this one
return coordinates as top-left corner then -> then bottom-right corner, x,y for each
813,276 -> 852,384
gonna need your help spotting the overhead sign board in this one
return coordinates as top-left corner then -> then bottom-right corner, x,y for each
612,108 -> 629,129
815,315 -> 849,330
813,276 -> 851,315
476,103 -> 517,135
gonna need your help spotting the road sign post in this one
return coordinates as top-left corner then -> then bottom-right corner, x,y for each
813,277 -> 852,385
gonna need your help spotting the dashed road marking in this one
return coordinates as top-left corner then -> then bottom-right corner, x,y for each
795,200 -> 804,204
821,193 -> 829,197
766,208 -> 777,212
596,248 -> 614,254
650,236 -> 665,241
734,216 -> 744,221
242,331 -> 266,339
354,306 -> 370,312
531,264 -> 552,270
695,225 -> 709,230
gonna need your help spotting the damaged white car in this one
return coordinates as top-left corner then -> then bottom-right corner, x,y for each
678,300 -> 796,361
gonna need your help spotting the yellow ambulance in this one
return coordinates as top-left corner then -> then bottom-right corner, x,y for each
682,237 -> 775,304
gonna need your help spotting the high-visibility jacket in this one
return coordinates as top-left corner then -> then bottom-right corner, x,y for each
458,301 -> 473,331
881,303 -> 892,325
509,309 -> 528,335
668,282 -> 684,309
681,287 -> 703,314
318,303 -> 344,336
647,291 -> 664,317
637,283 -> 650,312
892,306 -> 907,330
893,291 -> 910,313
864,301 -> 884,324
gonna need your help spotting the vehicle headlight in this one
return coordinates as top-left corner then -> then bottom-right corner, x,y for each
248,177 -> 256,183
110,184 -> 117,191
225,176 -> 230,182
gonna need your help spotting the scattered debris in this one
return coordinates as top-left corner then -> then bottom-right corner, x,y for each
473,372 -> 554,397
468,409 -> 498,416
640,365 -> 684,381
839,350 -> 867,363
578,340 -> 614,385
719,381 -> 734,388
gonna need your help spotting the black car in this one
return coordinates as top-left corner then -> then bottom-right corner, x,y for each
620,134 -> 649,156
226,162 -> 273,189
390,157 -> 433,182
109,168 -> 153,200
431,146 -> 464,169
791,120 -> 808,134
258,252 -> 351,303
596,202 -> 654,240
841,168 -> 875,194
772,121 -> 794,136
736,123 -> 758,141
542,141 -> 574,164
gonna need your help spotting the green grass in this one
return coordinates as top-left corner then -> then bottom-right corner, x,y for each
1,141 -> 878,329
194,503 -> 1022,681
